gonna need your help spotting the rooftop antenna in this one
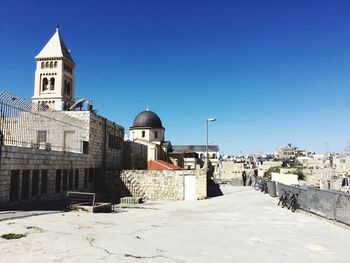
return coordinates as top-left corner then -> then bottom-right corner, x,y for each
146,102 -> 150,111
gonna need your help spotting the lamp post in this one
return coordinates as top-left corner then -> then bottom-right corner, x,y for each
206,118 -> 216,170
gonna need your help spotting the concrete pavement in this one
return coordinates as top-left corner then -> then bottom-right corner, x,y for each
0,186 -> 349,262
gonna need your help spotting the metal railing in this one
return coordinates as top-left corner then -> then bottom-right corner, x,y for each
230,175 -> 350,225
277,183 -> 350,225
0,91 -> 88,152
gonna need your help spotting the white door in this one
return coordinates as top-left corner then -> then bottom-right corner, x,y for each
184,175 -> 196,201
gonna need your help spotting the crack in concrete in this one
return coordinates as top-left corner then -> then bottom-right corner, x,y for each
86,237 -> 113,256
124,253 -> 185,262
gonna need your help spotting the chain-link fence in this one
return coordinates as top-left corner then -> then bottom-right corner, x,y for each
0,91 -> 88,152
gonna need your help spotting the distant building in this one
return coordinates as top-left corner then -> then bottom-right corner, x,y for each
129,109 -> 172,161
170,145 -> 220,170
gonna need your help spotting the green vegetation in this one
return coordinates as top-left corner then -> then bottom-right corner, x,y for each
263,166 -> 281,181
1,233 -> 26,240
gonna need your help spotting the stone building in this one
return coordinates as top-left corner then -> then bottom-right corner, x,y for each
0,28 -> 147,206
32,26 -> 76,111
170,145 -> 220,170
129,109 -> 172,161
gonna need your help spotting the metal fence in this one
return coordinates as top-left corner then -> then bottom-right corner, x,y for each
230,176 -> 350,225
276,183 -> 350,225
0,91 -> 88,152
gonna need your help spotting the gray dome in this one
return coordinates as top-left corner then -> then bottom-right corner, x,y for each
131,110 -> 163,129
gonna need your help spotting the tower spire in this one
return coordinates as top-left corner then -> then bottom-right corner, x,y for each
56,24 -> 59,31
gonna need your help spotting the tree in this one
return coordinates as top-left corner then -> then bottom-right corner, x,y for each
263,166 -> 281,181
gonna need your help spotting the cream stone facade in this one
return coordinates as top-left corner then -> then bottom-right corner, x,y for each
32,27 -> 75,111
129,109 -> 172,162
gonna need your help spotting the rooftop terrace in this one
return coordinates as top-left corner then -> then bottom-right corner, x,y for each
0,186 -> 349,262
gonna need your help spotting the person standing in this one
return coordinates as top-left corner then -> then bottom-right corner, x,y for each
242,171 -> 247,186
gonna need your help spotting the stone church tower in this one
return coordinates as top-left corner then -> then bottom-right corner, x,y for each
32,26 -> 75,111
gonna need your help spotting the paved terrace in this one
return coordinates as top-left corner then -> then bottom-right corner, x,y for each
0,186 -> 349,263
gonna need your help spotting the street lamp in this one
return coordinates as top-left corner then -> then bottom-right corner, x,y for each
206,118 -> 216,169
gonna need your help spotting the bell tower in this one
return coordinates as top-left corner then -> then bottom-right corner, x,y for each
32,26 -> 75,111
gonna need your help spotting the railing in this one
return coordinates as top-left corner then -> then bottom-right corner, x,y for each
277,183 -> 350,225
0,91 -> 88,152
230,175 -> 350,226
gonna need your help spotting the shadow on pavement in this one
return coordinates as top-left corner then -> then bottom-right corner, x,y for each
207,177 -> 223,197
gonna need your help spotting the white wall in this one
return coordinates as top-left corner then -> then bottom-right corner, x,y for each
271,173 -> 298,185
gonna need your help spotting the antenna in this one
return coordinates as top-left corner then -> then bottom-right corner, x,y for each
68,97 -> 86,111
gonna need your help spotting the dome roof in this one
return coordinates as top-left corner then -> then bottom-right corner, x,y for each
131,110 -> 164,129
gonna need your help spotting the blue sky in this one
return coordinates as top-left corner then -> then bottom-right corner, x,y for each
1,0 -> 349,155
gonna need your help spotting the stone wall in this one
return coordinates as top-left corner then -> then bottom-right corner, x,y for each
119,169 -> 207,201
0,145 -> 93,205
123,141 -> 147,169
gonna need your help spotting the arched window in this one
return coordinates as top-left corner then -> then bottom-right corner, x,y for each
41,62 -> 44,69
54,61 -> 57,68
42,78 -> 48,91
50,77 -> 55,90
67,81 -> 71,96
45,62 -> 49,68
50,62 -> 53,68
142,131 -> 145,138
64,80 -> 67,94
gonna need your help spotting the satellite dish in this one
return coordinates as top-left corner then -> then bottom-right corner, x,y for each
69,97 -> 86,111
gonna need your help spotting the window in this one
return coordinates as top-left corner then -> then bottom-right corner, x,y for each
41,170 -> 48,195
50,77 -> 55,90
74,169 -> 79,189
10,170 -> 20,201
21,170 -> 30,200
64,130 -> 75,151
155,131 -> 158,139
84,169 -> 88,188
41,62 -> 44,69
142,131 -> 145,138
55,169 -> 62,193
50,62 -> 53,68
42,78 -> 48,91
88,168 -> 94,183
62,169 -> 68,191
45,62 -> 49,68
37,130 -> 47,144
212,153 -> 217,159
54,61 -> 57,68
83,141 -> 89,154
32,170 -> 39,196
68,169 -> 73,190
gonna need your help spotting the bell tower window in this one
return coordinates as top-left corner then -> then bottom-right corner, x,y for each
50,77 -> 55,90
41,62 -> 44,69
42,78 -> 48,91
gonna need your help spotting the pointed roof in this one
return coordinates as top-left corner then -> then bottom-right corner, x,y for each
35,27 -> 74,64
